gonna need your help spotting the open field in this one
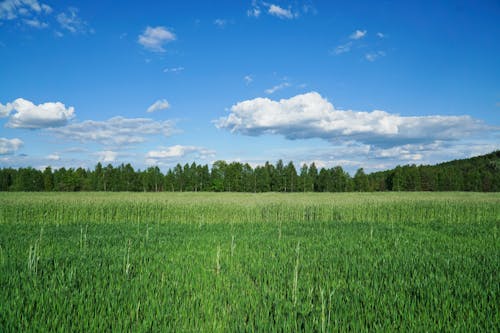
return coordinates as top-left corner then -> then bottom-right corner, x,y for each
1,192 -> 499,331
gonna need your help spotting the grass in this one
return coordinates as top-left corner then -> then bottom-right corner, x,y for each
0,192 -> 499,331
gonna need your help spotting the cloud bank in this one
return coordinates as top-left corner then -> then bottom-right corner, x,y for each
50,116 -> 177,146
215,92 -> 493,147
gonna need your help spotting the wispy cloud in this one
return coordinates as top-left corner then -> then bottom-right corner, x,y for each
332,29 -> 388,60
247,6 -> 261,18
57,7 -> 91,34
244,75 -> 254,85
163,66 -> 184,73
365,51 -> 386,62
147,99 -> 170,113
265,82 -> 291,94
47,153 -> 60,161
268,4 -> 295,19
214,18 -> 227,28
0,137 -> 23,155
138,26 -> 176,52
50,117 -> 178,146
95,150 -> 118,163
0,0 -> 52,20
23,18 -> 48,28
331,41 -> 352,55
350,29 -> 367,40
248,1 -> 302,19
146,145 -> 215,165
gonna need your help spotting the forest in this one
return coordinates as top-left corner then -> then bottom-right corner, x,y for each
0,150 -> 499,192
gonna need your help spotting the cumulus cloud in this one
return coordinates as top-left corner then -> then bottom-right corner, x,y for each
49,116 -> 177,146
350,29 -> 367,40
57,7 -> 91,34
0,0 -> 51,20
0,137 -> 23,154
0,101 -> 14,117
268,4 -> 295,19
215,92 -> 494,147
2,98 -> 75,129
147,99 -> 170,113
138,26 -> 176,52
146,145 -> 215,164
376,32 -> 385,38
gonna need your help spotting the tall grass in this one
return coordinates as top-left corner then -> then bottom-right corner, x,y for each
1,192 -> 498,225
0,192 -> 498,331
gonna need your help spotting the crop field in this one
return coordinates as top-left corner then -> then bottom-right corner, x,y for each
0,192 -> 499,331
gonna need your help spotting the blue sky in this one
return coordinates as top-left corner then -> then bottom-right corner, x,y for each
1,0 -> 499,173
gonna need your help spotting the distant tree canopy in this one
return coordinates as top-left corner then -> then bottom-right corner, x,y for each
0,151 -> 499,192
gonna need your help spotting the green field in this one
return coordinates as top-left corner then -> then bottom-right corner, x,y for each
1,192 -> 499,331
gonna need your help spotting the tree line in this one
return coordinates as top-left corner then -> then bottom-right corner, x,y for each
0,151 -> 499,192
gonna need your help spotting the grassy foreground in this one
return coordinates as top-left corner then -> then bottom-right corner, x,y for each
0,192 -> 499,331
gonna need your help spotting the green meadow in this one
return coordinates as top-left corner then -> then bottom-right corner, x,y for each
1,192 -> 499,331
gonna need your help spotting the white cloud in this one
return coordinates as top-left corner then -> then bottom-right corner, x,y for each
376,32 -> 385,38
23,18 -> 47,28
0,137 -> 23,155
47,153 -> 60,161
138,26 -> 176,52
163,66 -> 184,73
244,75 -> 253,85
215,91 -> 495,147
350,29 -> 367,40
0,0 -> 51,20
56,7 -> 90,34
49,116 -> 177,146
247,0 -> 261,17
374,145 -> 423,161
365,51 -> 386,62
146,145 -> 215,164
248,1 -> 302,19
96,150 -> 117,163
214,18 -> 227,28
265,82 -> 290,94
268,4 -> 295,19
147,99 -> 170,113
40,3 -> 50,13
0,101 -> 14,117
247,7 -> 261,17
3,98 -> 75,129
332,42 -> 352,55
